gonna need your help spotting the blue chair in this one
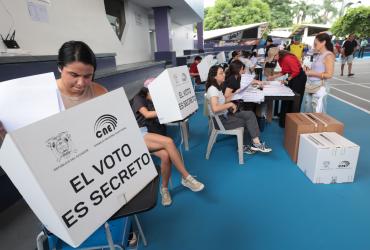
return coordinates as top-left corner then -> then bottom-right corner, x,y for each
37,217 -> 131,250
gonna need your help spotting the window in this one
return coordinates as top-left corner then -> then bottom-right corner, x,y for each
104,0 -> 126,40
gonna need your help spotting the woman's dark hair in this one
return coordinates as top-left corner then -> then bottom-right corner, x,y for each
242,50 -> 251,58
225,60 -> 245,81
206,65 -> 223,91
57,41 -> 97,72
231,51 -> 239,58
137,87 -> 149,98
194,56 -> 202,61
315,33 -> 334,53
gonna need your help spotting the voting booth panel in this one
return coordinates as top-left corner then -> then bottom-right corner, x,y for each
0,88 -> 158,247
297,132 -> 360,184
148,66 -> 198,124
216,52 -> 226,64
0,73 -> 61,132
197,55 -> 217,82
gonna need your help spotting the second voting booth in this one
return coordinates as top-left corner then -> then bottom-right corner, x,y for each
0,87 -> 158,247
148,65 -> 198,124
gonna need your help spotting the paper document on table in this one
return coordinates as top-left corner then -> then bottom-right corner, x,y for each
239,74 -> 254,92
264,81 -> 283,86
263,85 -> 294,96
232,87 -> 264,103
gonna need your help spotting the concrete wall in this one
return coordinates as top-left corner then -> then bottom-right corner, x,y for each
0,0 -> 152,65
171,23 -> 194,56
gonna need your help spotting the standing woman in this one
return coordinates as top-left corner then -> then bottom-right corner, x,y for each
266,48 -> 307,127
303,33 -> 335,113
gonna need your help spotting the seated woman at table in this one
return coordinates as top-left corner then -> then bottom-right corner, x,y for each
239,51 -> 255,74
207,65 -> 272,154
57,41 -> 204,207
223,60 -> 266,117
131,78 -> 166,136
131,78 -> 204,207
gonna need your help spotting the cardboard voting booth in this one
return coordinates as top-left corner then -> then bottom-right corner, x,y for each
148,65 -> 198,124
0,73 -> 61,132
297,132 -> 360,184
216,52 -> 226,64
197,55 -> 217,82
0,88 -> 158,247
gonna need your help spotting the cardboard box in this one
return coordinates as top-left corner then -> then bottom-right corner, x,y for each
284,113 -> 344,162
0,88 -> 157,247
297,132 -> 360,184
148,65 -> 198,124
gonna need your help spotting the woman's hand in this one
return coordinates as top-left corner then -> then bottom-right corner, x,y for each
229,102 -> 237,113
267,75 -> 275,81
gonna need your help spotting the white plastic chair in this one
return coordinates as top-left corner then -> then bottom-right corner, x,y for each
205,103 -> 244,165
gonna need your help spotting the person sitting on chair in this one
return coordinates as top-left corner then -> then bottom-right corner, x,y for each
132,78 -> 204,207
189,56 -> 202,84
56,41 -> 108,109
206,65 -> 272,154
223,60 -> 265,116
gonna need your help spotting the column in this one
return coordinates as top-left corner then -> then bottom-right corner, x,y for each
196,22 -> 204,50
153,6 -> 172,52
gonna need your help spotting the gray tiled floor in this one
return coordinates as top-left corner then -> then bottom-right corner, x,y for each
327,58 -> 370,113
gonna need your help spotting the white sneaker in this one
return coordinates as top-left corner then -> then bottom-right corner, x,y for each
181,175 -> 204,192
251,142 -> 272,153
160,187 -> 172,206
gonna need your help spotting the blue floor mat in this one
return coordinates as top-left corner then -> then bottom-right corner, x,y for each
137,96 -> 370,250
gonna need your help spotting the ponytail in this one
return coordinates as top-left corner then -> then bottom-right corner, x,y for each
315,33 -> 334,53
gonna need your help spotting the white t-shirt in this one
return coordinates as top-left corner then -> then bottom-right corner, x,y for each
206,85 -> 227,115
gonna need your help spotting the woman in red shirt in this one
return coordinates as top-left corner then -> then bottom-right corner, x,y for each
266,47 -> 307,127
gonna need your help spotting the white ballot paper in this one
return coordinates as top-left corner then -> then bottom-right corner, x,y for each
263,84 -> 294,96
0,73 -> 61,132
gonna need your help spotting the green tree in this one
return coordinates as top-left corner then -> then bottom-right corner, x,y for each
204,0 -> 234,30
331,6 -> 370,38
265,0 -> 293,28
322,0 -> 338,23
229,0 -> 250,7
204,0 -> 271,30
292,0 -> 321,24
231,0 -> 271,26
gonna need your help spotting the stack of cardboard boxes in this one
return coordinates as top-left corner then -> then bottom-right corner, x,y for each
284,113 -> 344,162
284,113 -> 360,184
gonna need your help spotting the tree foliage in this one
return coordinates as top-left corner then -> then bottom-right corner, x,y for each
331,6 -> 370,38
265,0 -> 293,28
204,0 -> 271,30
292,0 -> 321,24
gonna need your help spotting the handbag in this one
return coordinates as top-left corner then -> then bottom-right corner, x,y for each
305,79 -> 324,94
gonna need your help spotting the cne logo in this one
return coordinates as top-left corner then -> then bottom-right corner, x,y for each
338,161 -> 350,168
94,114 -> 118,138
